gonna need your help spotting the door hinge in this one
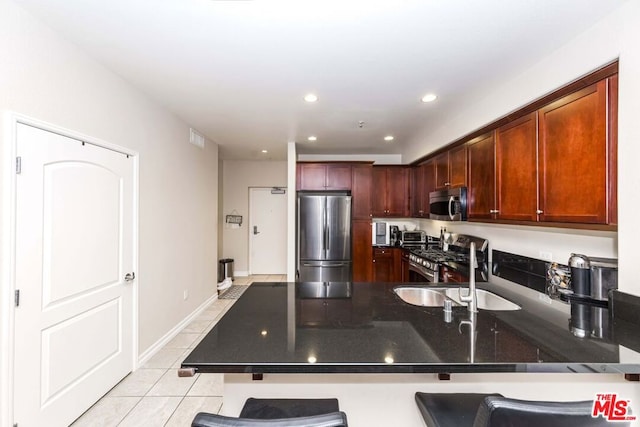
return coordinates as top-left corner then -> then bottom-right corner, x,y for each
16,156 -> 22,174
15,289 -> 20,307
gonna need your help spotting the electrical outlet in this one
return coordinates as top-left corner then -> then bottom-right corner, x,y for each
539,251 -> 552,261
183,290 -> 189,300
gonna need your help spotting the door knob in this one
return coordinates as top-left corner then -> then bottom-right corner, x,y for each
253,225 -> 260,235
124,272 -> 135,282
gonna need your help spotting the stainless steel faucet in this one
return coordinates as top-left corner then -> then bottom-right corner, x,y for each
458,311 -> 477,363
458,241 -> 478,312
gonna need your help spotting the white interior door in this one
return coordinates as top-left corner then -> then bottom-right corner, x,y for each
249,188 -> 287,275
13,124 -> 135,427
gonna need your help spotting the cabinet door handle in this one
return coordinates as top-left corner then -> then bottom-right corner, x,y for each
489,209 -> 499,214
536,209 -> 544,214
444,182 -> 450,186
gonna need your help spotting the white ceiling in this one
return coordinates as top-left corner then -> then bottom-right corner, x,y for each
15,0 -> 625,160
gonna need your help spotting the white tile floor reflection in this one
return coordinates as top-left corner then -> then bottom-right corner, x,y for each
72,275 -> 286,427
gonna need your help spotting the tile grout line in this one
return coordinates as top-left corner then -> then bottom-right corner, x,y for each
114,396 -> 143,427
85,276 -> 259,426
113,366 -> 169,426
162,395 -> 187,427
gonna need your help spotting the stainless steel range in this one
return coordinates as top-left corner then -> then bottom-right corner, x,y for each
407,234 -> 488,283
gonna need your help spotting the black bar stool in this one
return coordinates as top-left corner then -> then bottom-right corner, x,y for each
415,392 -> 629,427
192,398 -> 348,427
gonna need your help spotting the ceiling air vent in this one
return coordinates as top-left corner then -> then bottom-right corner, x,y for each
190,128 -> 205,148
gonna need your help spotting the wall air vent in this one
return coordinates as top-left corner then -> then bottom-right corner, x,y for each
189,128 -> 205,148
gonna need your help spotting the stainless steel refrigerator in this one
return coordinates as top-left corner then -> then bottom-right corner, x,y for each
297,192 -> 352,282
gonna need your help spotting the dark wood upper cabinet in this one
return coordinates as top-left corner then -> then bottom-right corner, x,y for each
387,167 -> 410,216
297,163 -> 325,190
467,133 -> 495,220
608,75 -> 618,226
434,147 -> 466,190
448,145 -> 467,188
412,160 -> 435,217
424,160 -> 436,204
434,153 -> 449,189
495,113 -> 538,221
538,80 -> 608,224
371,167 -> 388,216
351,164 -> 373,219
371,166 -> 410,217
326,164 -> 352,190
297,163 -> 351,190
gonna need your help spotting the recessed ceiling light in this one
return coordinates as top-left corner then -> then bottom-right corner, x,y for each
384,356 -> 394,364
384,135 -> 394,141
304,93 -> 318,103
261,149 -> 268,153
421,93 -> 438,103
307,136 -> 317,141
307,356 -> 317,364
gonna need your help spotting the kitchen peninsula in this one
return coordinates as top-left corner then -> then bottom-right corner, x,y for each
182,282 -> 640,426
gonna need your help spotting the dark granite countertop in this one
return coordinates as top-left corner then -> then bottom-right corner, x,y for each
182,282 -> 640,375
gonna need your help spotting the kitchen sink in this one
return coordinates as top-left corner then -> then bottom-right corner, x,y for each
444,288 -> 521,311
393,287 -> 453,307
394,286 -> 521,311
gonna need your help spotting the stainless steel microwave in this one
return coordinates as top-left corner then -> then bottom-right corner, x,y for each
429,187 -> 468,221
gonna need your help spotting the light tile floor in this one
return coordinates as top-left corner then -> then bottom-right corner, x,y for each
72,275 -> 287,427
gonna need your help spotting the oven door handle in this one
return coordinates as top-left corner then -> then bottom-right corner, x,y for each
409,261 -> 436,281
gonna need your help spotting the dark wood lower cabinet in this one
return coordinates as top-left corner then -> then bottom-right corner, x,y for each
373,248 -> 394,282
440,266 -> 467,283
352,220 -> 372,282
372,248 -> 402,282
401,254 -> 410,282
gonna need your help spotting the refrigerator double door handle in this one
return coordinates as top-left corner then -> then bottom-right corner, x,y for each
301,262 -> 348,267
323,199 -> 329,259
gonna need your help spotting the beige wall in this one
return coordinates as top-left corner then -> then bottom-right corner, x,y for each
0,0 -> 219,400
403,2 -> 640,296
221,160 -> 287,274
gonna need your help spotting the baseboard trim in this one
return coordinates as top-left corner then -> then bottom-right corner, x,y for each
136,291 -> 219,368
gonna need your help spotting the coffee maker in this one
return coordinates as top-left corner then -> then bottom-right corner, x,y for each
566,254 -> 618,338
389,225 -> 402,246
